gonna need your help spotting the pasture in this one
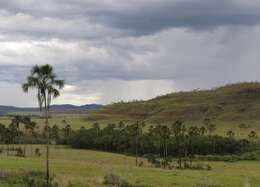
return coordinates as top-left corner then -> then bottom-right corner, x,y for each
1,115 -> 260,139
0,145 -> 260,187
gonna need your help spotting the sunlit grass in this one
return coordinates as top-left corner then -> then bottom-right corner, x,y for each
0,145 -> 260,186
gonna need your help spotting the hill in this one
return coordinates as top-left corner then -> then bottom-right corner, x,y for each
87,82 -> 260,123
0,104 -> 102,115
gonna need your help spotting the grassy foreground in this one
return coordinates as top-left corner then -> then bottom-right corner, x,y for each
0,145 -> 260,187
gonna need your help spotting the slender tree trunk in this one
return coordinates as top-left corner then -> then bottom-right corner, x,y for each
177,138 -> 182,169
44,99 -> 50,187
7,144 -> 9,156
24,144 -> 26,157
31,135 -> 33,157
31,144 -> 33,157
163,137 -> 167,169
135,135 -> 138,167
189,139 -> 193,166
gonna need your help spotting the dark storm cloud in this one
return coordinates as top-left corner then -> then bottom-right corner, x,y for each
0,0 -> 260,37
89,0 -> 260,35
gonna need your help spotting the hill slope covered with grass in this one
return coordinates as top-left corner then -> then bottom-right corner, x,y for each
88,82 -> 260,123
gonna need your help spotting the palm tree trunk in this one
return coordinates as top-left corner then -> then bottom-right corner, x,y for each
7,144 -> 9,156
163,138 -> 166,169
135,135 -> 138,167
31,136 -> 33,157
44,100 -> 50,187
24,144 -> 26,157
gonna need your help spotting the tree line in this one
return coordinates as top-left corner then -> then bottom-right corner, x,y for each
69,119 -> 259,169
0,115 -> 259,169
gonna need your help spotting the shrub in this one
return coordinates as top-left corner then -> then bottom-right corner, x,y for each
192,180 -> 224,187
144,154 -> 160,166
103,174 -> 147,187
35,148 -> 41,157
22,171 -> 58,187
241,152 -> 260,160
16,147 -> 25,157
190,163 -> 212,171
103,174 -> 130,187
67,183 -> 89,187
239,123 -> 250,129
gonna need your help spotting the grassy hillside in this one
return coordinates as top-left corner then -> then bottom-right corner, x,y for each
87,82 -> 260,123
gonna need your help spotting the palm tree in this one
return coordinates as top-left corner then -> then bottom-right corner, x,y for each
22,64 -> 64,186
199,126 -> 207,136
226,130 -> 235,139
203,118 -> 216,154
24,119 -> 36,157
248,131 -> 258,143
188,126 -> 200,166
11,116 -> 23,155
156,124 -> 171,168
63,124 -> 72,144
93,122 -> 101,136
127,121 -> 145,167
171,120 -> 186,169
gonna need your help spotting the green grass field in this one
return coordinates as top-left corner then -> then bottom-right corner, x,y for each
0,145 -> 260,187
1,114 -> 260,139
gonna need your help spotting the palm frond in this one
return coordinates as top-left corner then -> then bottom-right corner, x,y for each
54,80 -> 65,89
23,64 -> 64,112
31,65 -> 40,75
22,83 -> 29,92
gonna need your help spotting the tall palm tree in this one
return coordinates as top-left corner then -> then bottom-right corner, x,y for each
171,120 -> 186,169
11,116 -> 23,154
187,126 -> 200,166
22,64 -> 64,186
24,118 -> 36,157
127,121 -> 145,167
157,124 -> 171,169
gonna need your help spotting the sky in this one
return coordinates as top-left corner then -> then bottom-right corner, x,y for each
0,0 -> 260,106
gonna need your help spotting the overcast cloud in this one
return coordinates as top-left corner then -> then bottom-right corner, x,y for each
0,0 -> 259,106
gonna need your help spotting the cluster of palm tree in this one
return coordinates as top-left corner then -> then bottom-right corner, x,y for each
0,115 -> 36,156
148,120 -> 217,169
70,119 -> 258,170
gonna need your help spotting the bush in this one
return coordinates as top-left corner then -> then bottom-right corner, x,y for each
239,123 -> 250,129
35,148 -> 41,157
192,180 -> 224,187
16,147 -> 25,157
67,183 -> 89,187
144,154 -> 160,166
195,151 -> 260,162
190,163 -> 212,171
22,171 -> 58,187
103,174 -> 147,187
103,174 -> 130,187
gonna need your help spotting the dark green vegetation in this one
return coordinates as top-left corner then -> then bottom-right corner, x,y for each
70,120 -> 259,169
1,115 -> 259,166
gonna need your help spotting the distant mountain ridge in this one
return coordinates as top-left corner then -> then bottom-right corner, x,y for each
0,104 -> 102,114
